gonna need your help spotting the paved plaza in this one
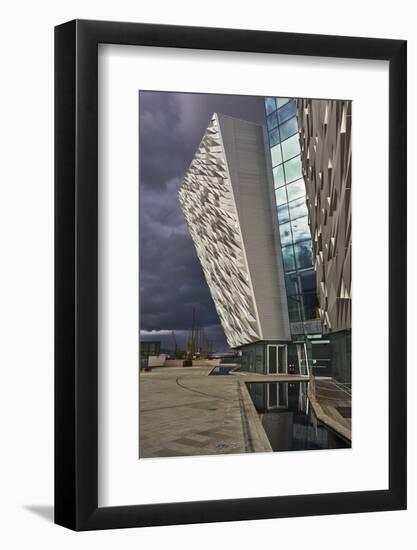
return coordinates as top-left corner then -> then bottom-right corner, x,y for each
139,367 -> 351,458
139,367 -> 272,458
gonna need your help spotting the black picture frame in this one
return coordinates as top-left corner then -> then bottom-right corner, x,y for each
55,19 -> 407,531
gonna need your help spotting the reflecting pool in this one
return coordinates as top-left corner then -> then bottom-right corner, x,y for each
247,381 -> 350,452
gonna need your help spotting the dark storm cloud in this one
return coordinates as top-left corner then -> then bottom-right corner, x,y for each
139,91 -> 266,351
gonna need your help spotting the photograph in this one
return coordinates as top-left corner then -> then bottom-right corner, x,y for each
0,0 -> 409,542
139,91 -> 352,458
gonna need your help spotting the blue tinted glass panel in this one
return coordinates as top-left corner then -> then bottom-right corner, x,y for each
282,245 -> 295,271
275,186 -> 287,206
273,164 -> 285,188
277,204 -> 290,224
302,292 -> 318,320
278,100 -> 297,124
285,272 -> 299,296
287,296 -> 302,322
286,178 -> 305,202
294,240 -> 313,269
284,155 -> 303,183
299,268 -> 316,292
270,143 -> 282,166
276,97 -> 290,108
265,97 -> 276,115
279,222 -> 292,246
291,216 -> 311,243
267,112 -> 278,131
289,196 -> 308,220
281,133 -> 300,161
269,127 -> 280,147
279,117 -> 298,141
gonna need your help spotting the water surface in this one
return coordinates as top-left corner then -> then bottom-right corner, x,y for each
247,381 -> 350,452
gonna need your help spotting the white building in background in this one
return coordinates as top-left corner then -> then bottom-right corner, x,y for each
178,113 -> 291,351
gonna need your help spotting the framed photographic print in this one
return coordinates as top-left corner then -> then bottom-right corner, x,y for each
55,19 -> 407,530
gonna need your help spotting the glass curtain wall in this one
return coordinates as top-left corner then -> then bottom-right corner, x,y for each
264,97 -> 318,325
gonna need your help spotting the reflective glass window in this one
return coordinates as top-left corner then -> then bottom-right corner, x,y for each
287,296 -> 302,322
275,186 -> 287,206
279,117 -> 298,141
278,100 -> 297,124
291,216 -> 311,243
282,245 -> 295,271
299,268 -> 316,292
267,112 -> 278,131
285,272 -> 299,296
273,164 -> 285,188
302,292 -> 318,320
269,127 -> 280,147
277,204 -> 290,224
279,222 -> 292,246
281,133 -> 300,161
265,97 -> 276,115
284,155 -> 303,183
276,97 -> 290,108
270,143 -> 282,167
294,241 -> 313,269
286,178 -> 305,202
289,196 -> 308,220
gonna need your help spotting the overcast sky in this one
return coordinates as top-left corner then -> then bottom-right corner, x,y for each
139,91 -> 266,351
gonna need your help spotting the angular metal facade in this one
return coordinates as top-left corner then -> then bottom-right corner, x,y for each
297,99 -> 352,334
179,113 -> 290,349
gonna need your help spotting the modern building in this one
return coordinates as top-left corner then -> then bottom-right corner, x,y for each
263,97 -> 351,382
179,99 -> 351,383
264,97 -> 328,377
297,98 -> 352,382
264,98 -> 320,334
179,113 -> 291,379
140,340 -> 161,358
140,340 -> 162,369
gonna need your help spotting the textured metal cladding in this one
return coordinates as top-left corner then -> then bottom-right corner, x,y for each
178,115 -> 261,348
297,99 -> 352,334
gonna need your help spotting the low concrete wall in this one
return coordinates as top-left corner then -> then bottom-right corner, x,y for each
192,359 -> 221,367
147,354 -> 167,367
163,359 -> 221,368
163,359 -> 183,368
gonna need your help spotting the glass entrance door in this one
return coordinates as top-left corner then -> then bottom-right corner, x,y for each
278,345 -> 287,374
267,345 -> 278,374
267,344 -> 287,375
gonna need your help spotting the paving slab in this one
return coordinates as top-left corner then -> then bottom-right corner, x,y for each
139,367 -> 272,458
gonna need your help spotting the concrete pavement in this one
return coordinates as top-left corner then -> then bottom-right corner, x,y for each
139,367 -> 272,458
